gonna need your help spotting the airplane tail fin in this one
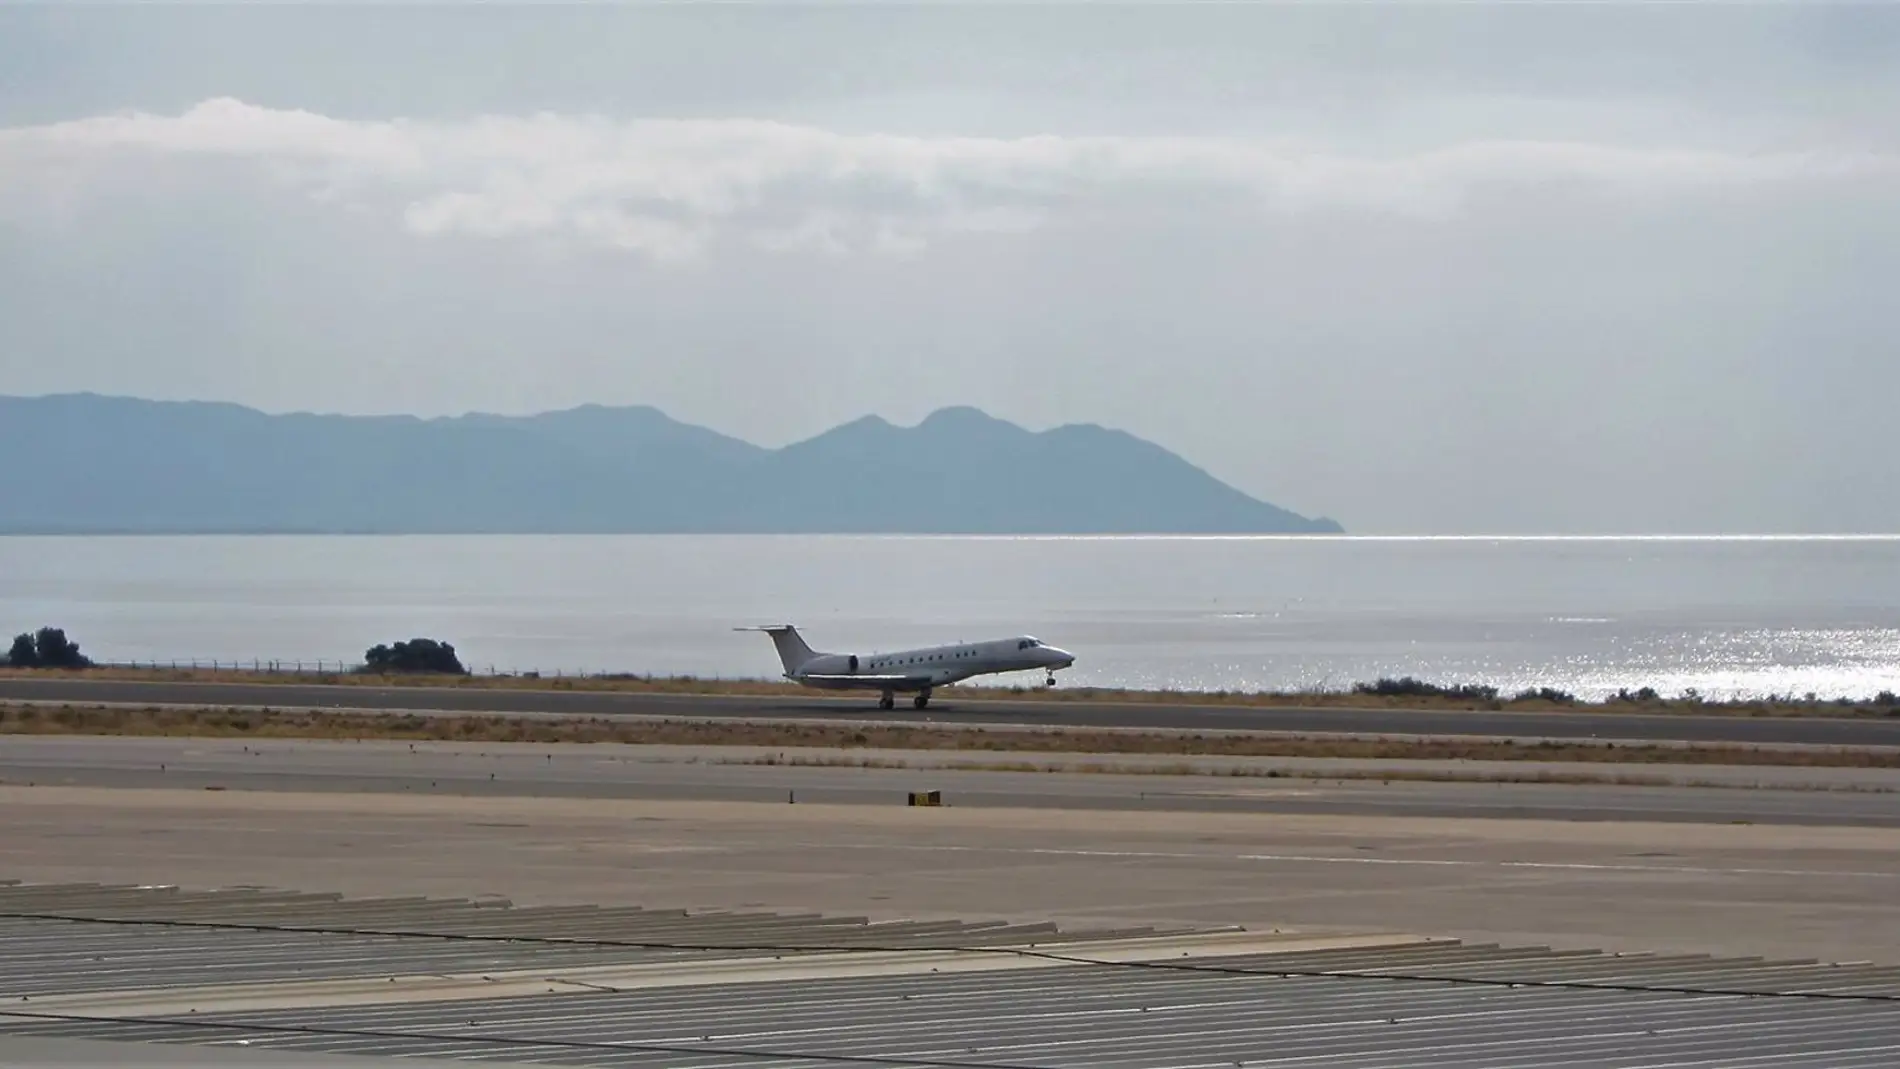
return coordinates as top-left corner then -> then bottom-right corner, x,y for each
734,624 -> 820,676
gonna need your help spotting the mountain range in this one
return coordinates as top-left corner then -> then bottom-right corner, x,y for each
0,393 -> 1343,535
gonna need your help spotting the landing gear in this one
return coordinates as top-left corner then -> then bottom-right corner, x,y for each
1046,672 -> 1058,688
913,686 -> 932,710
878,690 -> 894,711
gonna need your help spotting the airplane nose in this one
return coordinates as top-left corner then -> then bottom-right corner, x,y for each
1045,647 -> 1075,668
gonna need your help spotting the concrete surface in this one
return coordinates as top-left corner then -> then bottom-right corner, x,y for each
4,735 -> 1899,826
5,774 -> 1899,967
6,675 -> 1900,745
7,726 -> 1900,1067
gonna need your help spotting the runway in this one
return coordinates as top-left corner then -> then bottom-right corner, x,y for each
5,735 -> 1899,827
4,676 -> 1899,745
7,720 -> 1900,989
6,770 -> 1900,967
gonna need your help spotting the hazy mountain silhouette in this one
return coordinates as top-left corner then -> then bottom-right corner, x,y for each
0,393 -> 1343,534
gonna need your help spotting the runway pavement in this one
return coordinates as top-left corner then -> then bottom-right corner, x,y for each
9,697 -> 1900,1064
4,676 -> 1899,745
5,735 -> 1898,826
7,777 -> 1900,966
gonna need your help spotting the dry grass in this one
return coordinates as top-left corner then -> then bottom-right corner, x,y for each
703,752 -> 1896,793
7,665 -> 1900,718
3,702 -> 1897,769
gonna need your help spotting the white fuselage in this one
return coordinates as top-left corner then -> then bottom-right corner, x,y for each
738,625 -> 1075,706
793,634 -> 1076,690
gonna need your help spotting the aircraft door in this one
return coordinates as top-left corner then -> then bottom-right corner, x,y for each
848,654 -> 859,673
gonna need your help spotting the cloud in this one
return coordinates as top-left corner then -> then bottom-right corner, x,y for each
3,97 -> 1895,261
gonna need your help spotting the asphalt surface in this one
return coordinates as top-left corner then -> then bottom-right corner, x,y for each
6,736 -> 1898,827
4,676 -> 1900,746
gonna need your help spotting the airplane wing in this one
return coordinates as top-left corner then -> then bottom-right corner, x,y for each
796,672 -> 935,690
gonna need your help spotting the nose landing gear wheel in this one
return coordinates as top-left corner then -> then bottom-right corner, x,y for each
878,692 -> 894,711
1046,673 -> 1057,687
913,688 -> 931,709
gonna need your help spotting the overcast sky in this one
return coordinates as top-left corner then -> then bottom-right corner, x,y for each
3,3 -> 1897,535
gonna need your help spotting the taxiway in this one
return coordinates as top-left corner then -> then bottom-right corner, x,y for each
4,735 -> 1898,827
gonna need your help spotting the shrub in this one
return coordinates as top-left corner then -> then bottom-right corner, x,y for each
358,638 -> 467,675
1353,677 -> 1499,702
3,627 -> 93,669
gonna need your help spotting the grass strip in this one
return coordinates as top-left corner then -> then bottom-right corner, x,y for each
697,753 -> 1894,793
3,702 -> 1896,769
6,666 -> 1897,718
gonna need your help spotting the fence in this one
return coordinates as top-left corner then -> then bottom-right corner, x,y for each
84,658 -> 778,684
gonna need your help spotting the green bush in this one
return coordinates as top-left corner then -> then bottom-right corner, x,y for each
2,627 -> 93,669
358,638 -> 467,675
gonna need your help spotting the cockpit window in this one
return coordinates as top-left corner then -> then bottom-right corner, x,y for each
1017,637 -> 1041,650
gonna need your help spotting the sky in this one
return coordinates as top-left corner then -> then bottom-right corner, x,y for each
3,2 -> 1898,535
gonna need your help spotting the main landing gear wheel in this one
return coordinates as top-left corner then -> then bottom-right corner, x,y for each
878,691 -> 894,711
913,688 -> 931,710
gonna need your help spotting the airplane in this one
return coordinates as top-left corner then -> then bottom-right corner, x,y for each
735,624 -> 1076,710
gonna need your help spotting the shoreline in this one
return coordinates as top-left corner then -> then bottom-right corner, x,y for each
4,664 -> 1898,718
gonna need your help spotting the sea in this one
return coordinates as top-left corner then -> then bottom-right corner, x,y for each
2,534 -> 1898,702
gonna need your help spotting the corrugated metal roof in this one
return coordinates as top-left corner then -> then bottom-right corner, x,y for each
5,881 -> 1900,1068
0,880 -> 1214,948
0,880 -> 1234,1006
